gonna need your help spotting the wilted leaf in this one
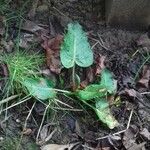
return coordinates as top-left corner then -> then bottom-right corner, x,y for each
60,23 -> 93,68
41,143 -> 78,150
42,35 -> 63,74
22,78 -> 56,100
123,128 -> 146,150
137,65 -> 150,88
95,98 -> 119,129
100,68 -> 117,94
76,84 -> 107,101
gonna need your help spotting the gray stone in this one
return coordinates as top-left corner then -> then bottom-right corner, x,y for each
105,0 -> 150,30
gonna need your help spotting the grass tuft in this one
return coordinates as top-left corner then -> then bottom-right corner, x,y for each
1,50 -> 44,95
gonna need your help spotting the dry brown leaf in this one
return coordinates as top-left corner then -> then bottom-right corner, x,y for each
40,143 -> 78,150
80,67 -> 94,89
138,65 -> 150,88
140,128 -> 150,140
137,34 -> 150,48
21,20 -> 47,33
22,128 -> 32,135
1,39 -> 14,52
125,88 -> 137,97
19,33 -> 35,49
95,54 -> 106,75
41,34 -> 63,74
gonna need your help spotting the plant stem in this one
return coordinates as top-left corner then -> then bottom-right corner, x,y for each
54,88 -> 72,94
81,100 -> 96,110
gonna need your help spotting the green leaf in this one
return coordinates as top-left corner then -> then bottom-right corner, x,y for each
22,78 -> 56,100
60,22 -> 93,68
100,68 -> 117,94
75,84 -> 107,101
95,98 -> 119,129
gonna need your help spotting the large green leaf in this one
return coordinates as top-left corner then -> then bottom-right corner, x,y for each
60,23 -> 93,68
75,84 -> 107,101
22,78 -> 56,100
100,68 -> 117,94
95,98 -> 119,129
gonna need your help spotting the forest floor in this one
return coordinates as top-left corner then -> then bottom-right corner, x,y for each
0,0 -> 150,150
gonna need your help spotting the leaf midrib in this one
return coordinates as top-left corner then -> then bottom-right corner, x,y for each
72,32 -> 76,65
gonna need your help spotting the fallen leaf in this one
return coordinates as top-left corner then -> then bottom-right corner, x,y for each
137,65 -> 150,88
41,34 -> 63,74
122,127 -> 146,150
22,128 -> 32,135
125,88 -> 137,97
1,39 -> 14,52
21,20 -> 47,34
140,128 -> 150,140
19,33 -> 35,49
80,67 -> 94,89
137,34 -> 150,48
40,143 -> 78,150
95,54 -> 106,75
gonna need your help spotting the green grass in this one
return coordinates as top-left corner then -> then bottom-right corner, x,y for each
0,50 -> 44,95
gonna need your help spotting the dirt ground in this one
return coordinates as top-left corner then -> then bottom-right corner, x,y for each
0,0 -> 150,150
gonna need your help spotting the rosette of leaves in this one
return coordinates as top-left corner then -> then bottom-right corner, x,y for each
76,68 -> 119,129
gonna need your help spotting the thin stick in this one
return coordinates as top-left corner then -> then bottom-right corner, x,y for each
54,88 -> 71,94
91,41 -> 99,49
52,107 -> 83,112
96,109 -> 134,140
55,99 -> 74,109
24,101 -> 36,129
141,92 -> 150,95
0,95 -> 19,105
36,102 -> 51,142
0,96 -> 31,113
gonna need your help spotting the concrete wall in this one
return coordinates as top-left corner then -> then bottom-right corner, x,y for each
105,0 -> 150,30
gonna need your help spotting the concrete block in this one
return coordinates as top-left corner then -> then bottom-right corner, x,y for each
105,0 -> 150,30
